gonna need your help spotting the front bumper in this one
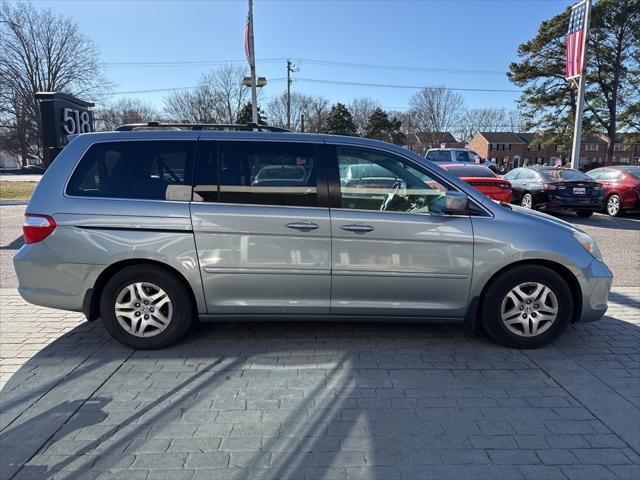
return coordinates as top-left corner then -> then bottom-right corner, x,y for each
576,259 -> 613,323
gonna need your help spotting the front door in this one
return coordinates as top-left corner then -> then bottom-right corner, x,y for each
191,140 -> 331,314
328,144 -> 474,318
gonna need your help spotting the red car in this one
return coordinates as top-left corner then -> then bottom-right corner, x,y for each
587,166 -> 640,216
439,164 -> 512,202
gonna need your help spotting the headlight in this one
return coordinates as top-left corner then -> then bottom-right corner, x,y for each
573,231 -> 603,262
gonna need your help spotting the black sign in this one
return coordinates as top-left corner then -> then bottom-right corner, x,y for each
35,92 -> 95,166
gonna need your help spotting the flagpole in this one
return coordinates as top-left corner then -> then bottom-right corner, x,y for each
248,0 -> 258,124
570,0 -> 592,171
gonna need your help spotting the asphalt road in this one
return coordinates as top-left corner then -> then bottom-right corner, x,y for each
1,204 -> 638,289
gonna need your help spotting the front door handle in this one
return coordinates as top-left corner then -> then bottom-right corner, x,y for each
340,224 -> 375,234
285,221 -> 319,232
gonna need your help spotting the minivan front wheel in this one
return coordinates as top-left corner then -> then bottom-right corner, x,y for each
100,265 -> 193,349
482,265 -> 572,348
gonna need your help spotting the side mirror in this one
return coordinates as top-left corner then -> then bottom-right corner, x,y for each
443,191 -> 469,215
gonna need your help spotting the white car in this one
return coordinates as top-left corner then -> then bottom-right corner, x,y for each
426,148 -> 499,173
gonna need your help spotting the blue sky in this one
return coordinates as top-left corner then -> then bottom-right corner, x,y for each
33,0 -> 576,112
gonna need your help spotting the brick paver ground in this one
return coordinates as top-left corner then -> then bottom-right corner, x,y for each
1,287 -> 638,480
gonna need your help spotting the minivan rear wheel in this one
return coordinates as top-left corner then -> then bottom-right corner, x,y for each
100,265 -> 193,349
481,265 -> 572,348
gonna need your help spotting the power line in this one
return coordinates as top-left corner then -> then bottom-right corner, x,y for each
113,78 -> 287,95
102,57 -> 510,77
103,58 -> 286,68
295,58 -> 506,76
112,77 -> 519,96
294,77 -> 521,93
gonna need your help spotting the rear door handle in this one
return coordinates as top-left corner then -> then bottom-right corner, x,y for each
285,221 -> 319,232
340,224 -> 375,234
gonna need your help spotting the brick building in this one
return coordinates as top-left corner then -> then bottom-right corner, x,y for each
469,131 -> 640,170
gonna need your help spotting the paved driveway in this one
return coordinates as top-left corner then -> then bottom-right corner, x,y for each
1,288 -> 638,480
1,205 -> 639,480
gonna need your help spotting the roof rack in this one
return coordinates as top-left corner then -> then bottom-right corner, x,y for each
115,122 -> 290,132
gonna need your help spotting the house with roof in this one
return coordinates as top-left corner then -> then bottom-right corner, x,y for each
405,132 -> 462,155
468,132 -> 565,169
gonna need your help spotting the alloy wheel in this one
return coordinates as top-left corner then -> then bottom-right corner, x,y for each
115,282 -> 173,337
607,195 -> 620,216
521,194 -> 532,209
500,282 -> 558,337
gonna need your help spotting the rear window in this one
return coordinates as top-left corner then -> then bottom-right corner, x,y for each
426,150 -> 451,162
539,169 -> 591,182
622,166 -> 640,179
445,165 -> 495,178
67,141 -> 195,200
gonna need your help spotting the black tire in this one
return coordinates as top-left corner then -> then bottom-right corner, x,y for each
576,210 -> 594,218
100,265 -> 194,349
605,194 -> 623,217
520,193 -> 534,209
481,265 -> 573,349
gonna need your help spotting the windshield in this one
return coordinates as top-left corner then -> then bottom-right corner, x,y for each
539,169 -> 591,182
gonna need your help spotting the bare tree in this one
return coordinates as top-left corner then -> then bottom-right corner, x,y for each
94,97 -> 159,131
456,108 -> 508,141
163,64 -> 249,124
349,97 -> 381,135
266,92 -> 330,132
207,64 -> 250,123
304,95 -> 331,133
0,1 -> 110,165
267,92 -> 311,131
409,87 -> 465,146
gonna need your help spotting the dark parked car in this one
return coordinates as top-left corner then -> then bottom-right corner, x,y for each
503,167 -> 604,217
439,164 -> 512,203
586,166 -> 640,217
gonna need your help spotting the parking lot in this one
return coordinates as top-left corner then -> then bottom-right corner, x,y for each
1,204 -> 638,480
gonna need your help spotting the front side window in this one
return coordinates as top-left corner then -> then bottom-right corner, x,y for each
208,141 -> 317,207
67,141 -> 195,200
337,146 -> 448,214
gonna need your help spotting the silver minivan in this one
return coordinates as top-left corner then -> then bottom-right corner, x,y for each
14,124 -> 613,349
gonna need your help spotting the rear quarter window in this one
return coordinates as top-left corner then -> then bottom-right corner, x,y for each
66,141 -> 195,200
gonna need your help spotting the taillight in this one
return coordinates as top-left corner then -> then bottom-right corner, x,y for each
543,184 -> 566,191
23,214 -> 56,244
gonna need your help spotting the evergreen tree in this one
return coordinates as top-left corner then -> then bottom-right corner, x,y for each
508,0 -> 639,162
323,103 -> 357,136
364,108 -> 405,145
236,102 -> 267,125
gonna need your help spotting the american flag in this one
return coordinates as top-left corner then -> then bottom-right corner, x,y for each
566,1 -> 588,79
244,14 -> 254,67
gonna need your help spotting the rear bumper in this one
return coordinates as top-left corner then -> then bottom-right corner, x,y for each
13,243 -> 102,313
576,259 -> 613,323
539,192 -> 605,211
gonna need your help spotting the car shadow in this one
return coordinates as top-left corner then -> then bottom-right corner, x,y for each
0,236 -> 23,250
1,313 -> 638,479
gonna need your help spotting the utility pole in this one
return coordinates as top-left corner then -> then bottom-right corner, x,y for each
286,59 -> 298,130
569,0 -> 592,171
246,0 -> 258,124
